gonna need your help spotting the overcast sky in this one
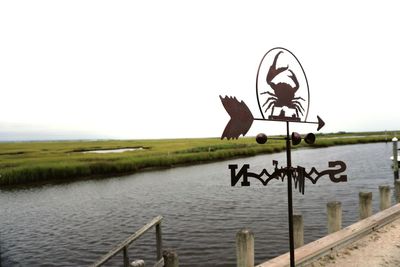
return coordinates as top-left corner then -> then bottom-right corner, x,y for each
1,1 -> 399,141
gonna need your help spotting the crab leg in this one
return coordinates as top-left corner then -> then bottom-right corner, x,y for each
293,96 -> 305,101
262,97 -> 277,107
264,101 -> 276,113
294,105 -> 303,115
294,106 -> 304,116
261,91 -> 277,97
292,101 -> 305,111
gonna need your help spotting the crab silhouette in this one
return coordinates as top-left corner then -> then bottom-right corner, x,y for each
261,51 -> 305,120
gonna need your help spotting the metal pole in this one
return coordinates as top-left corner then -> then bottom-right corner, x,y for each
286,121 -> 295,267
393,137 -> 399,180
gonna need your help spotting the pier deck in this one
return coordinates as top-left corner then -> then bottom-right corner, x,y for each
309,216 -> 400,267
256,203 -> 400,267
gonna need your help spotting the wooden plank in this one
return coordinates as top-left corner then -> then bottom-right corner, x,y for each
256,203 -> 400,267
90,215 -> 163,267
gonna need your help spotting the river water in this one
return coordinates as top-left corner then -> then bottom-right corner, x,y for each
0,143 -> 395,266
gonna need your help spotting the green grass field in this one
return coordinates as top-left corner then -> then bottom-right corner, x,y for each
0,131 -> 392,186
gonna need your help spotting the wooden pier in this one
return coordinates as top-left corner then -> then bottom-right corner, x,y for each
255,203 -> 400,267
234,183 -> 400,267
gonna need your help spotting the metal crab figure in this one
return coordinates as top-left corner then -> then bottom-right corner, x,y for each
261,51 -> 305,120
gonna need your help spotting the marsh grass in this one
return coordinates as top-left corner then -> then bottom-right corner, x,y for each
0,132 -> 391,186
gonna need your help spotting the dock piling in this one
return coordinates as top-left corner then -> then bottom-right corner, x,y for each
163,249 -> 179,267
156,223 -> 163,261
327,201 -> 342,234
393,137 -> 399,180
395,180 -> 400,203
123,246 -> 129,267
236,229 -> 254,267
293,214 -> 304,248
359,192 -> 372,220
379,185 -> 391,210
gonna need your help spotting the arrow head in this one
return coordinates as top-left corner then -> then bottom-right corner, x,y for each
317,115 -> 325,131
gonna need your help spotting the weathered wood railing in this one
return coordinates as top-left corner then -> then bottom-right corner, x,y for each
90,215 -> 164,267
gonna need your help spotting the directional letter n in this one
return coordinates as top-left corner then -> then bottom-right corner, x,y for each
229,164 -> 250,186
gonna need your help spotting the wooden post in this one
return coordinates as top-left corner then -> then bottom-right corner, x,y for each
379,185 -> 391,210
327,201 -> 342,234
395,180 -> 400,203
236,229 -> 254,267
156,223 -> 163,260
163,249 -> 179,267
359,192 -> 372,220
123,246 -> 129,267
293,214 -> 304,248
393,137 -> 399,180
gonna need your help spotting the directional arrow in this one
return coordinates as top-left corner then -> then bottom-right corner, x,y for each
220,96 -> 325,139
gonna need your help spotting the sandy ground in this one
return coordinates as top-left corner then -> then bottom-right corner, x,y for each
307,218 -> 400,267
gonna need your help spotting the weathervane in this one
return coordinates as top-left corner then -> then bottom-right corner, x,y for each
220,47 -> 347,267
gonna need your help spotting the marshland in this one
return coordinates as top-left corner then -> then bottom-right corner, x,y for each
0,131 -> 390,187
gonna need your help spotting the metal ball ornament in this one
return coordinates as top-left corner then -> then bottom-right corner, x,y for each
256,133 -> 268,144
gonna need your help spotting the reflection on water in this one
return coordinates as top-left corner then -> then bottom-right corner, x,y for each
0,143 -> 395,266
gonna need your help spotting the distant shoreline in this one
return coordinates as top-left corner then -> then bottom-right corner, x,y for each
0,132 -> 392,187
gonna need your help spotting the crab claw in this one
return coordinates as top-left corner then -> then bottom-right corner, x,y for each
288,70 -> 299,91
267,51 -> 288,86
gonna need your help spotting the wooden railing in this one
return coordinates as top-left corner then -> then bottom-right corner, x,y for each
90,215 -> 164,267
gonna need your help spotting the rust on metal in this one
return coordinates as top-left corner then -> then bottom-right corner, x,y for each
256,47 -> 310,122
230,160 -> 347,194
219,96 -> 253,140
220,48 -> 325,139
262,51 -> 305,121
219,47 -> 347,267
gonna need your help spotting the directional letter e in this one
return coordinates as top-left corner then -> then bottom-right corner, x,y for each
229,164 -> 250,186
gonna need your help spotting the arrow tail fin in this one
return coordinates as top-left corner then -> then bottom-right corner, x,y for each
220,96 -> 254,139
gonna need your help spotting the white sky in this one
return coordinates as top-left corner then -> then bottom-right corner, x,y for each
1,1 -> 399,140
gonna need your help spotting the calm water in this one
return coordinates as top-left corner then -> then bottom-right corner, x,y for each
0,143 -> 395,266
